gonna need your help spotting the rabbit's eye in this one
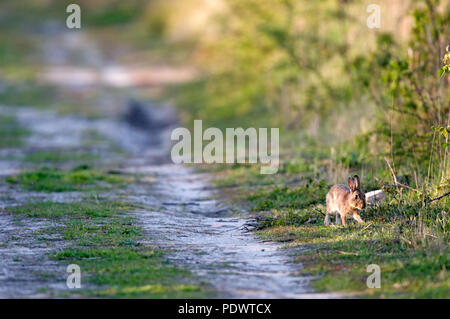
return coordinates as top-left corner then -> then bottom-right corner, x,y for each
354,194 -> 358,199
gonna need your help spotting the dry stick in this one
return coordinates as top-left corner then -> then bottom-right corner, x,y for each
384,157 -> 398,185
384,158 -> 422,193
384,157 -> 402,202
389,95 -> 396,187
361,222 -> 373,231
400,236 -> 413,246
383,182 -> 448,204
425,191 -> 450,205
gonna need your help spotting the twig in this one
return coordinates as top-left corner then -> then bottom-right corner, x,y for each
399,236 -> 412,246
384,157 -> 398,185
361,222 -> 373,231
337,251 -> 359,256
425,191 -> 450,204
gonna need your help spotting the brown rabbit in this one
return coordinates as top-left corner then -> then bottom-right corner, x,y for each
324,175 -> 366,226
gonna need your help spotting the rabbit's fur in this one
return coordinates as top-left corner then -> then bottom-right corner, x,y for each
324,175 -> 366,226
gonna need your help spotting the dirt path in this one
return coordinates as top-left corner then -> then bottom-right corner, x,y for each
127,164 -> 317,298
0,26 -> 338,298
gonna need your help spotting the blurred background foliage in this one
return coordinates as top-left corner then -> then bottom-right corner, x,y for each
144,0 -> 450,192
0,0 -> 449,191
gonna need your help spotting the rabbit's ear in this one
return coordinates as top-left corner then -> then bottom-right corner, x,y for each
353,175 -> 360,189
348,177 -> 355,191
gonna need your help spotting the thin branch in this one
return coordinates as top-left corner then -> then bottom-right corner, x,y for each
425,191 -> 450,204
384,157 -> 398,185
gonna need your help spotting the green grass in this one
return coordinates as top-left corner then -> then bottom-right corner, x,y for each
5,165 -> 131,192
209,165 -> 276,190
153,0 -> 448,298
0,34 -> 28,67
81,129 -> 127,155
0,83 -> 58,107
23,150 -> 99,164
0,115 -> 30,148
255,193 -> 449,298
87,3 -> 142,26
55,247 -> 203,298
248,181 -> 329,211
202,140 -> 449,298
0,21 -> 55,107
7,201 -> 208,298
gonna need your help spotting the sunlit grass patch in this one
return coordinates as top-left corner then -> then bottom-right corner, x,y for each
5,165 -> 132,192
296,243 -> 449,298
212,165 -> 277,188
207,130 -> 449,298
99,283 -> 201,298
256,197 -> 449,298
249,181 -> 329,211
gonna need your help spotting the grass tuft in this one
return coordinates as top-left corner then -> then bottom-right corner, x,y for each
5,166 -> 131,192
